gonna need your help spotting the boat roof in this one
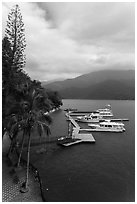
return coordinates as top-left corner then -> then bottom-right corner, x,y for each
98,109 -> 112,112
100,121 -> 124,126
97,104 -> 112,111
90,112 -> 100,116
91,111 -> 100,113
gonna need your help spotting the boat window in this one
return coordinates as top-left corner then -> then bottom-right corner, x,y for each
92,116 -> 97,119
108,125 -> 112,127
91,126 -> 96,129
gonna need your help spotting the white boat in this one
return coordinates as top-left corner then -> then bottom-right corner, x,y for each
95,104 -> 113,118
76,104 -> 113,123
88,121 -> 125,132
77,112 -> 104,123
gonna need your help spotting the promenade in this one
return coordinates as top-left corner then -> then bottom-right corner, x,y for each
2,134 -> 42,202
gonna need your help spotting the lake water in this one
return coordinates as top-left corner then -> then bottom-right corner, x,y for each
30,100 -> 135,202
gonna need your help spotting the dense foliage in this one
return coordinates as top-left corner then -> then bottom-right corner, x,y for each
2,5 -> 62,137
2,4 -> 63,192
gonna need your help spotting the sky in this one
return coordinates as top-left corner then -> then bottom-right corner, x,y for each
2,2 -> 135,81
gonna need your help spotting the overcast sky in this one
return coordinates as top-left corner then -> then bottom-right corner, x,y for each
2,2 -> 135,81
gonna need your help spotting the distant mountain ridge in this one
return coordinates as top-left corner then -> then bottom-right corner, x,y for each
42,70 -> 135,100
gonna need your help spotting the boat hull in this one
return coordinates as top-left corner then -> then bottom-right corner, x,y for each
76,119 -> 102,123
87,127 -> 125,132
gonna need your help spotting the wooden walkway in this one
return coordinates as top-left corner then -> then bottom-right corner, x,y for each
65,112 -> 80,129
62,113 -> 95,146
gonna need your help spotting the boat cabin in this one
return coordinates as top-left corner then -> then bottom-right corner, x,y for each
100,121 -> 124,129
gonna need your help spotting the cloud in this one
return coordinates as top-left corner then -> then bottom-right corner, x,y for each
43,3 -> 134,43
2,2 -> 135,81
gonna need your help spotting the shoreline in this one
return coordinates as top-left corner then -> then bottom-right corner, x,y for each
15,147 -> 46,201
2,107 -> 61,202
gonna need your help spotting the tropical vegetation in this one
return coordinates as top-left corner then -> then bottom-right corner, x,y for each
2,4 -> 62,192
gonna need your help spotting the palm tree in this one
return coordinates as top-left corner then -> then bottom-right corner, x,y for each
16,123 -> 26,167
17,85 -> 52,193
5,114 -> 21,157
3,96 -> 28,157
3,82 -> 52,192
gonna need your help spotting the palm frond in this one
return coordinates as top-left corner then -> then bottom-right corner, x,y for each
43,124 -> 51,136
10,123 -> 20,138
43,114 -> 52,124
5,114 -> 18,132
37,121 -> 51,136
37,123 -> 42,137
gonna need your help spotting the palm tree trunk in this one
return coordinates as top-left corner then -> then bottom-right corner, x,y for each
7,140 -> 13,157
17,130 -> 25,167
7,136 -> 16,157
25,131 -> 31,189
2,126 -> 5,139
47,135 -> 50,152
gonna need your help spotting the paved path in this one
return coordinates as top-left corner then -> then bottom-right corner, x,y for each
2,134 -> 43,202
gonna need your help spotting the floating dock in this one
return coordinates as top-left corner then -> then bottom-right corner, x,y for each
59,113 -> 95,146
61,108 -> 129,147
79,128 -> 124,133
69,113 -> 86,116
70,111 -> 94,113
65,113 -> 80,129
109,118 -> 129,122
75,118 -> 129,123
61,134 -> 95,146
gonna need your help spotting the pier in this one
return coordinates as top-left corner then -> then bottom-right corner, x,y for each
69,113 -> 86,116
59,113 -> 95,146
66,113 -> 80,129
109,118 -> 129,122
70,111 -> 94,114
61,134 -> 95,146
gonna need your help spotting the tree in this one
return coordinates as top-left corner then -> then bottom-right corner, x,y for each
5,4 -> 26,71
2,5 -> 62,194
3,4 -> 26,99
46,90 -> 63,109
2,37 -> 12,136
3,83 -> 52,192
2,4 -> 27,138
16,85 -> 52,192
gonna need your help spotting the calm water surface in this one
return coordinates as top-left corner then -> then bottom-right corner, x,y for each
30,100 -> 135,202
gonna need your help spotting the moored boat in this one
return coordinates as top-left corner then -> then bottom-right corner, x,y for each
77,112 -> 103,123
76,104 -> 113,122
95,104 -> 113,118
57,136 -> 80,145
88,121 -> 125,132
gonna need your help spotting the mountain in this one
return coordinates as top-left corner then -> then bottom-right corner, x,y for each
42,78 -> 65,86
42,70 -> 135,100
